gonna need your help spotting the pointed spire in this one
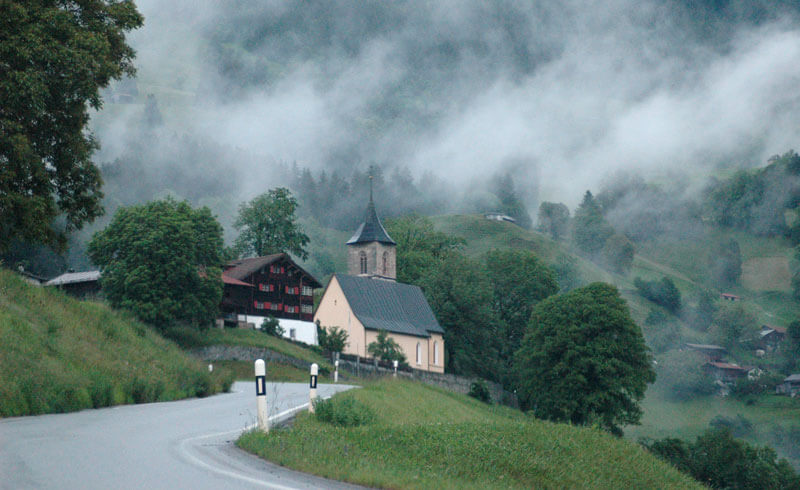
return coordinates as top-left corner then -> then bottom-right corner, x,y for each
346,174 -> 395,245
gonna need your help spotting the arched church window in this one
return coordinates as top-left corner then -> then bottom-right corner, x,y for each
382,251 -> 388,275
433,341 -> 439,365
416,342 -> 422,365
360,251 -> 367,274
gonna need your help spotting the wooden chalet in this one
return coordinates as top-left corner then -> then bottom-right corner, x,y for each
703,361 -> 750,383
220,253 -> 322,325
759,325 -> 786,350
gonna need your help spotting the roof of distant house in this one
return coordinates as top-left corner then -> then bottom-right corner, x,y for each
706,361 -> 747,371
224,253 -> 322,288
721,293 -> 740,299
222,274 -> 253,287
44,270 -> 101,286
333,274 -> 443,337
762,324 -> 787,334
686,343 -> 726,351
785,374 -> 800,383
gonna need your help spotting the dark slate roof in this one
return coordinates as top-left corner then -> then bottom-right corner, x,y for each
334,274 -> 443,337
346,199 -> 396,245
224,253 -> 322,288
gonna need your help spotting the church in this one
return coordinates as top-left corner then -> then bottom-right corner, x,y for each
313,190 -> 445,373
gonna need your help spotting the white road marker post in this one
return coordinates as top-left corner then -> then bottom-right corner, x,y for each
254,359 -> 268,433
309,363 -> 319,413
334,360 -> 339,383
393,360 -> 398,378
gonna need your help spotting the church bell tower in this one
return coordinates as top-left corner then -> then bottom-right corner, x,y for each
347,178 -> 396,280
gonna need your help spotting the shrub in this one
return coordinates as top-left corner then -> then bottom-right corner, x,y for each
260,316 -> 284,337
367,330 -> 407,363
644,428 -> 800,489
634,277 -> 681,313
314,397 -> 375,427
709,414 -> 754,437
468,380 -> 491,403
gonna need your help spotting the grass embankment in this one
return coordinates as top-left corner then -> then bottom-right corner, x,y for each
167,327 -> 331,367
0,269 -> 233,417
238,379 -> 700,489
213,360 -> 310,382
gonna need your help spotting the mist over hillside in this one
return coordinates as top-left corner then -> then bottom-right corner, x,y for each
92,0 -> 800,226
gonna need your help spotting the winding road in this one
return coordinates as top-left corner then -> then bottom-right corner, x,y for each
0,382 -> 362,489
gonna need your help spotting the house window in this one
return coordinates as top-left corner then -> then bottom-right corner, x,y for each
416,342 -> 422,365
254,301 -> 265,310
382,251 -> 388,275
290,328 -> 296,339
433,341 -> 439,365
301,304 -> 313,314
301,286 -> 313,296
360,251 -> 367,274
270,303 -> 280,311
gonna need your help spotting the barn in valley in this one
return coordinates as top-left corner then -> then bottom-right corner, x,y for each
220,253 -> 322,344
314,190 -> 445,373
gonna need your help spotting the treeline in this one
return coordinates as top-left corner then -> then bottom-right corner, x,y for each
289,164 -> 532,232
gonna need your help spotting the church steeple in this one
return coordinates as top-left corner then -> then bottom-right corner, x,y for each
347,177 -> 396,279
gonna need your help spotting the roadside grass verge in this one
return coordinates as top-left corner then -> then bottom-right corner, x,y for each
238,379 -> 699,489
0,269 -> 233,417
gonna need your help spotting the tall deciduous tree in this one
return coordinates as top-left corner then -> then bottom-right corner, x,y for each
484,249 -> 558,374
420,253 -> 502,381
88,199 -> 224,330
385,214 -> 465,284
234,188 -> 310,259
0,1 -> 143,252
514,282 -> 655,435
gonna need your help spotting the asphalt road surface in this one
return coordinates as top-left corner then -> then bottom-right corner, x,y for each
0,382 -> 364,489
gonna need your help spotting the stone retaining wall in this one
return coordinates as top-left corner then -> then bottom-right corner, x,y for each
191,345 -> 314,372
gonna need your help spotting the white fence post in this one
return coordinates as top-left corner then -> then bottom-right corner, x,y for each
334,360 -> 339,383
255,359 -> 268,432
309,363 -> 319,413
393,360 -> 398,377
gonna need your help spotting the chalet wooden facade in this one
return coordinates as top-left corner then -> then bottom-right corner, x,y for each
220,253 -> 322,324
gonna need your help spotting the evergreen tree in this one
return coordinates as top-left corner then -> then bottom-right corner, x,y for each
572,191 -> 614,257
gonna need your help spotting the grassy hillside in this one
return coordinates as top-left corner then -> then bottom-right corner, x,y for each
428,214 -> 800,468
0,269 -> 233,417
238,379 -> 700,489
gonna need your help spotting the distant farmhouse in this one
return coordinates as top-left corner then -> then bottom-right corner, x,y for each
777,374 -> 800,397
44,270 -> 102,299
759,325 -> 786,351
484,212 -> 516,224
314,190 -> 445,373
220,254 -> 322,344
